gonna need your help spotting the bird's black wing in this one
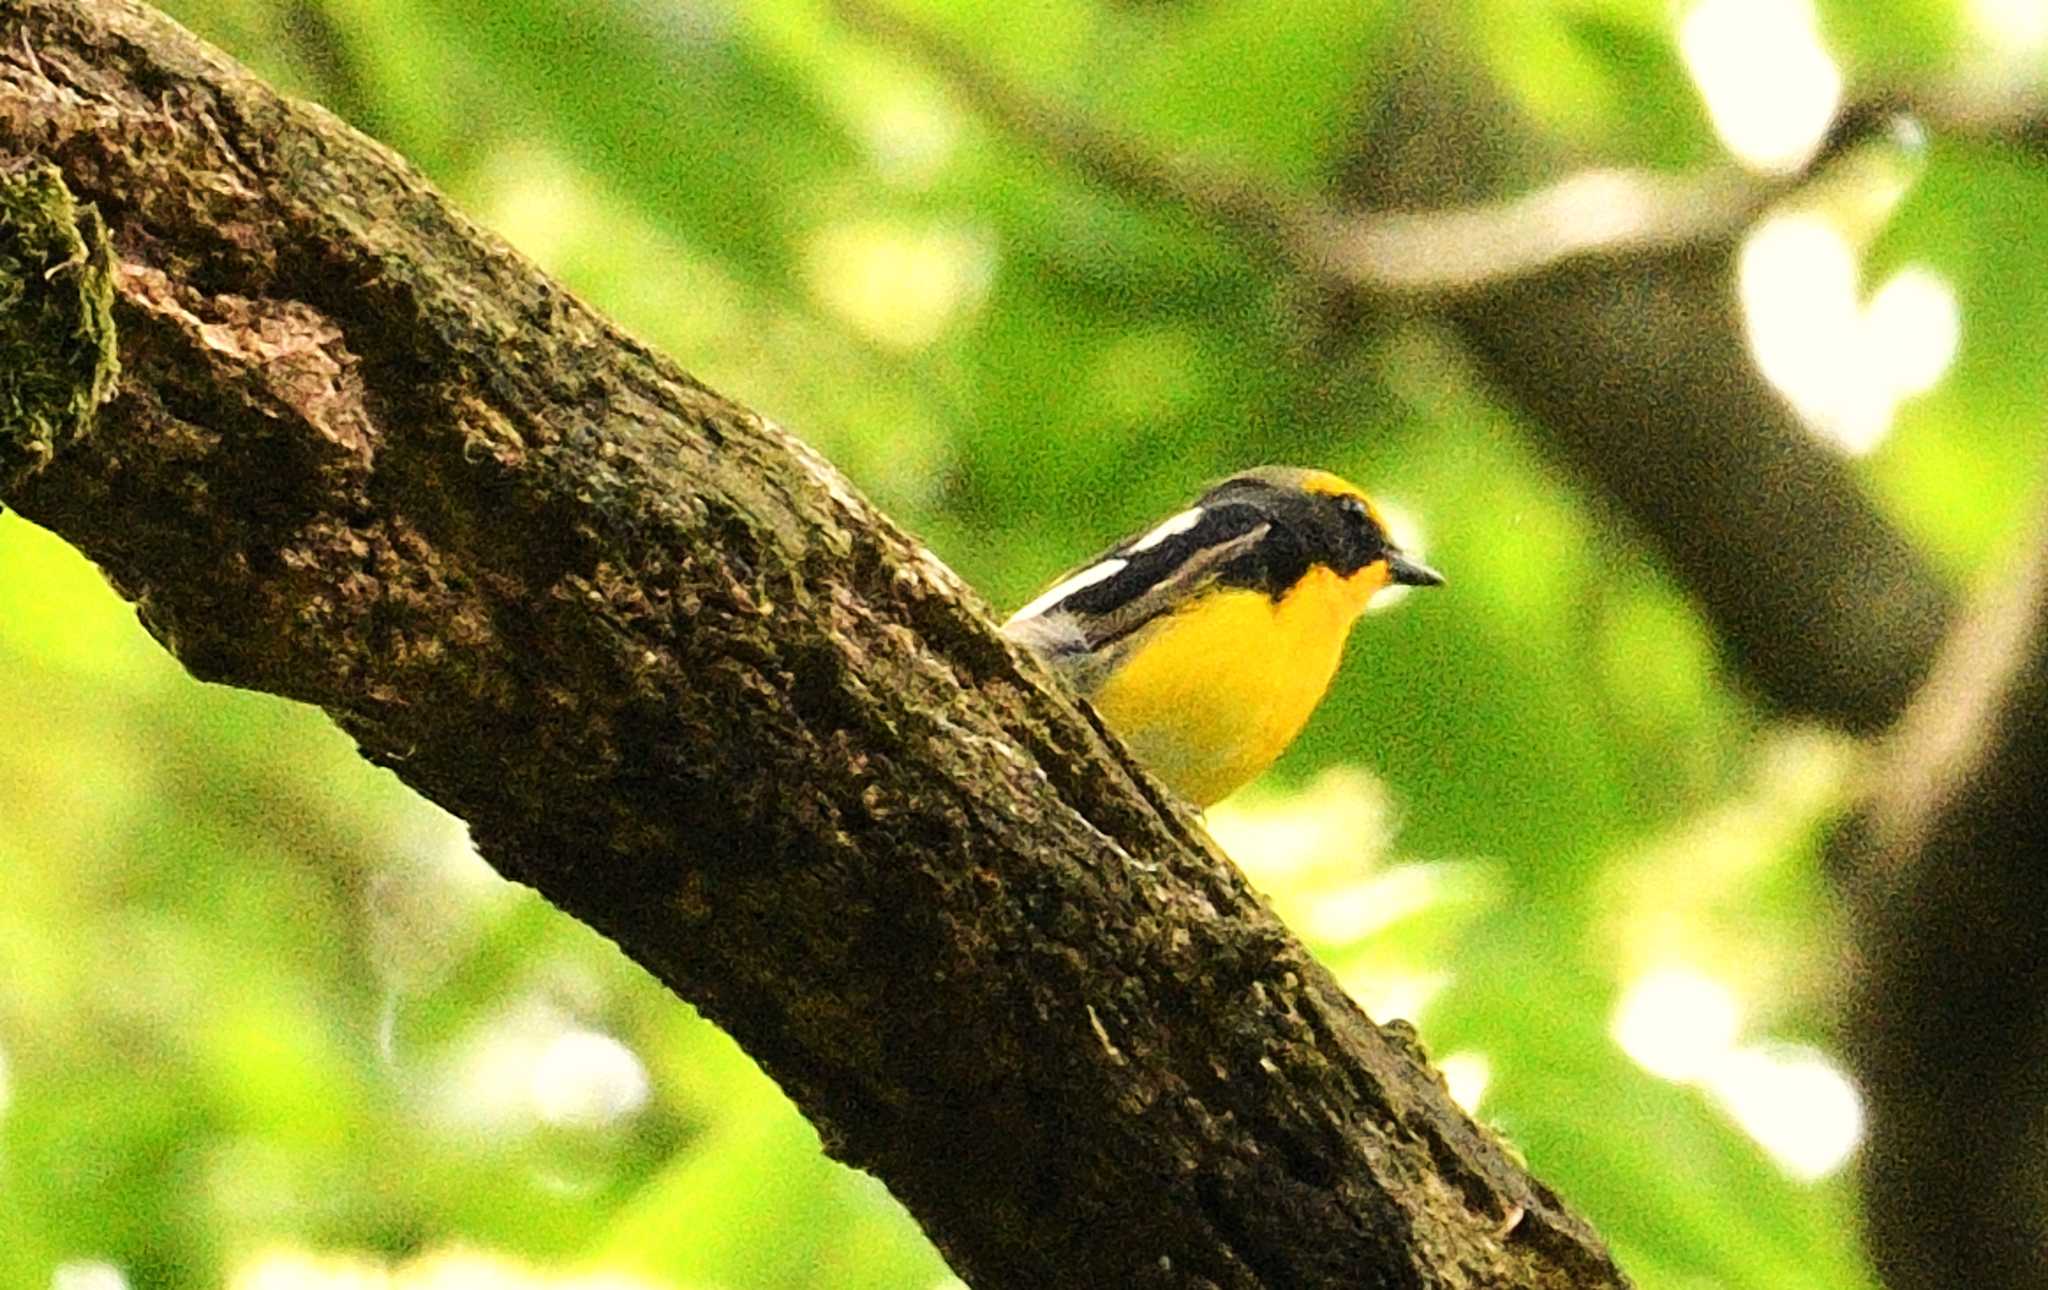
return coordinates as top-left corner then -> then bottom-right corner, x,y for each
1007,500 -> 1279,655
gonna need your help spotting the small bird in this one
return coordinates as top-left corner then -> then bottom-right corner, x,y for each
1003,466 -> 1443,807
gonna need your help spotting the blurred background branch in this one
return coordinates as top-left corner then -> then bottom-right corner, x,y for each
1839,497 -> 2048,1290
833,0 -> 1795,294
1330,26 -> 1958,735
832,0 -> 1315,257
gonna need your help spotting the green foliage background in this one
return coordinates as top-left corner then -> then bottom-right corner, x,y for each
2,1 -> 2040,1286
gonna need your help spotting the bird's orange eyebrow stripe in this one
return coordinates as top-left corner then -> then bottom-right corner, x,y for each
1299,470 -> 1385,526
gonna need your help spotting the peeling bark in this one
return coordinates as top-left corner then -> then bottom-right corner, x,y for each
0,4 -> 1626,1287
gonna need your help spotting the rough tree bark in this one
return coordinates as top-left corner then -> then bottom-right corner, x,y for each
1840,502 -> 2048,1290
0,4 -> 1626,1288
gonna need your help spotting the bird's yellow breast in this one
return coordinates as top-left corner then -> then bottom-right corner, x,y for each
1087,564 -> 1386,807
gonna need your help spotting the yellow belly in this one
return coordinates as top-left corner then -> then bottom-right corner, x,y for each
1087,569 -> 1373,807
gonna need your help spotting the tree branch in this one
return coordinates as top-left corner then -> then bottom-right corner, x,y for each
1439,248 -> 1950,735
831,0 -> 1790,296
832,0 -> 1315,264
0,3 -> 1625,1287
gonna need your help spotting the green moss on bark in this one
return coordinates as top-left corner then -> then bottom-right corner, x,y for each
0,162 -> 118,493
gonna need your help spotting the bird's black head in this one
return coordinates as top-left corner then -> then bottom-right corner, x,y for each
1199,467 -> 1443,596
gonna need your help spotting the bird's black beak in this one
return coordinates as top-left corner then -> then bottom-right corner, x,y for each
1386,550 -> 1445,588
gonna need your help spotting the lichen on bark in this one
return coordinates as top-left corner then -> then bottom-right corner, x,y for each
0,161 -> 117,492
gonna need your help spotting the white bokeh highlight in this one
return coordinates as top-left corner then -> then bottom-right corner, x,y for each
1739,214 -> 1961,455
1708,1044 -> 1865,1183
1866,267 -> 1965,402
1612,965 -> 1863,1181
1680,0 -> 1842,174
1612,966 -> 1743,1083
529,1028 -> 652,1130
1437,1051 -> 1493,1115
51,1264 -> 129,1290
1974,0 -> 2048,44
422,1000 -> 650,1136
1970,0 -> 2048,83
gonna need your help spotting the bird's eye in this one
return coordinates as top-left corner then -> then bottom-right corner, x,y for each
1333,494 -> 1389,570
